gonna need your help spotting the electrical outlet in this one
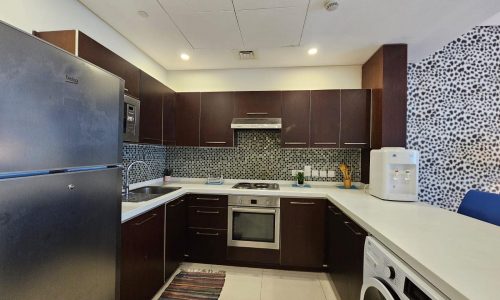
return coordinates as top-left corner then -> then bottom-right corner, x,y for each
320,170 -> 327,178
304,166 -> 312,177
312,170 -> 319,177
327,170 -> 336,178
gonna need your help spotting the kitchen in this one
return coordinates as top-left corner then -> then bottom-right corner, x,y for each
1,1 -> 500,300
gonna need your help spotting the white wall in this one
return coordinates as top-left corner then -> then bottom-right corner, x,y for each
167,65 -> 362,92
0,0 -> 171,87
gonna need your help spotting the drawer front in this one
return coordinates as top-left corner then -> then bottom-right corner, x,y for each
188,206 -> 227,229
189,194 -> 228,207
186,228 -> 227,263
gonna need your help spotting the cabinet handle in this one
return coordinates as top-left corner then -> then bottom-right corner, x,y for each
344,221 -> 364,236
343,142 -> 367,145
196,197 -> 220,201
205,141 -> 227,144
328,206 -> 342,215
196,210 -> 220,214
124,88 -> 129,92
246,112 -> 269,115
285,142 -> 307,145
290,202 -> 315,205
134,213 -> 157,226
170,199 -> 184,207
314,142 -> 337,145
196,231 -> 219,237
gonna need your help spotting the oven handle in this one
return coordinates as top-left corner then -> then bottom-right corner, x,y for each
231,207 -> 277,214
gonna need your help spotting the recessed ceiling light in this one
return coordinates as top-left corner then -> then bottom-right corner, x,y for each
308,48 -> 318,55
180,53 -> 190,61
137,10 -> 149,18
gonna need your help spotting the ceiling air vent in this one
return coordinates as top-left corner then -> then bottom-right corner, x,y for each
239,50 -> 256,60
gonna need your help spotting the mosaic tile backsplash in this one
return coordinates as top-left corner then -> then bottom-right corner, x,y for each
165,130 -> 361,182
123,143 -> 167,186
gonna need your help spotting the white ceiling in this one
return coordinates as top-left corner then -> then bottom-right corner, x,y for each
78,0 -> 500,70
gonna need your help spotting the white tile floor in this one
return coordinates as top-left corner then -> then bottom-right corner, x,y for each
153,262 -> 340,300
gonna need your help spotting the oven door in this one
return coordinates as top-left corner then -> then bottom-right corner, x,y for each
228,206 -> 280,250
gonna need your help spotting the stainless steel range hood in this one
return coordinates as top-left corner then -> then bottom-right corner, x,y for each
231,118 -> 282,129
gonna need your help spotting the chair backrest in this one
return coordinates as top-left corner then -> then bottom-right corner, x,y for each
458,190 -> 500,226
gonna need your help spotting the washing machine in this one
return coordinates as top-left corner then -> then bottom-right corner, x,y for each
361,237 -> 448,300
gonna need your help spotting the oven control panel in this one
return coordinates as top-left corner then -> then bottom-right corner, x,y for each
228,195 -> 280,208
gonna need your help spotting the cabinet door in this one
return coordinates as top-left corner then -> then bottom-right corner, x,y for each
281,198 -> 326,268
200,92 -> 235,147
281,91 -> 310,148
310,90 -> 341,148
340,89 -> 371,148
165,198 -> 186,280
175,93 -> 200,146
186,228 -> 227,263
235,91 -> 282,118
139,72 -> 164,144
163,92 -> 176,145
343,215 -> 367,300
121,205 -> 165,300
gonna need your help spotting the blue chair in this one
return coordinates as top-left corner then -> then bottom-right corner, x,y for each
458,190 -> 500,226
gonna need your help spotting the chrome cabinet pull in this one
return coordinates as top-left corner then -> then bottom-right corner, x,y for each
196,232 -> 219,237
134,214 -> 157,226
344,221 -> 364,236
196,210 -> 220,214
196,197 -> 220,201
344,142 -> 368,145
290,202 -> 315,205
246,112 -> 269,115
314,142 -> 337,145
205,141 -> 227,144
284,142 -> 307,145
170,199 -> 184,207
328,206 -> 342,215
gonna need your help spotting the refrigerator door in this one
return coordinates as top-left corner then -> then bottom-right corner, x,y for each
0,22 -> 123,174
0,168 -> 121,300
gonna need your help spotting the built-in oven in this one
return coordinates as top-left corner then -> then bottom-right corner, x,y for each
123,95 -> 140,143
228,195 -> 280,250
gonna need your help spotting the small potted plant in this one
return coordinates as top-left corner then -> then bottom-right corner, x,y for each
295,171 -> 305,186
163,168 -> 173,183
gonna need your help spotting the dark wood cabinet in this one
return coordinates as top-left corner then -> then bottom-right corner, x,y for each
340,89 -> 371,149
121,205 -> 165,300
33,30 -> 140,98
281,91 -> 310,148
235,91 -> 282,118
310,90 -> 341,148
281,198 -> 326,268
163,92 -> 176,146
165,197 -> 186,281
327,204 -> 367,300
139,71 -> 165,144
187,228 -> 227,263
175,93 -> 200,146
200,92 -> 235,147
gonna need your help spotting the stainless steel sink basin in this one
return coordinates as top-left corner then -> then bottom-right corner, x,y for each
131,186 -> 181,195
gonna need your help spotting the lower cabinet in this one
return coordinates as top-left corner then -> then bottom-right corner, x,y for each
281,198 -> 326,268
186,228 -> 227,263
165,197 -> 187,280
327,203 -> 367,300
121,205 -> 165,300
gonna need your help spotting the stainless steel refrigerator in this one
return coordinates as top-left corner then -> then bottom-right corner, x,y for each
0,21 -> 123,299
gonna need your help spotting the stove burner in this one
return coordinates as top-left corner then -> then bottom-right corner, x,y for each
232,182 -> 280,190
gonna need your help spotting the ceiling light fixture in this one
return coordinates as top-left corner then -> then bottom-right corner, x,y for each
137,10 -> 149,18
324,0 -> 339,11
180,53 -> 190,61
308,48 -> 318,55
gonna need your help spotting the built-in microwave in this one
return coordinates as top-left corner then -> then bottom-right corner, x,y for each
123,95 -> 140,143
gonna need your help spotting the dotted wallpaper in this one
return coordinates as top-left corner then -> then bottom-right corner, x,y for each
165,130 -> 361,182
407,26 -> 500,211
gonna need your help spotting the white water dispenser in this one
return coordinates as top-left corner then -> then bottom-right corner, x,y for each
369,148 -> 419,202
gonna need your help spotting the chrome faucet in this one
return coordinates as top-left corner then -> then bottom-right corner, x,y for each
124,160 -> 152,196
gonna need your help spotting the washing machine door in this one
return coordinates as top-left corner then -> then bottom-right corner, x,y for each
361,278 -> 400,300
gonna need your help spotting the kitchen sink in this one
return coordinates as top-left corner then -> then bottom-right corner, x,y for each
131,186 -> 181,195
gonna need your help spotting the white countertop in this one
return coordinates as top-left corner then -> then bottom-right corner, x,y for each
122,178 -> 500,300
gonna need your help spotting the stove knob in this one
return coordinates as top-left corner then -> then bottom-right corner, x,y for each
384,266 -> 395,280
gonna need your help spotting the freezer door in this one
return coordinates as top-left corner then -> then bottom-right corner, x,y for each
0,22 -> 123,173
0,168 -> 121,300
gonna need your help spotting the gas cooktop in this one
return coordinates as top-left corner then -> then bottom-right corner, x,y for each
232,182 -> 280,190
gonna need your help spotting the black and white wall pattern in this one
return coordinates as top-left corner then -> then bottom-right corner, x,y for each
407,26 -> 500,211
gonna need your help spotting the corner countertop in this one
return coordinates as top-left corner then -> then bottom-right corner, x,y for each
121,178 -> 500,300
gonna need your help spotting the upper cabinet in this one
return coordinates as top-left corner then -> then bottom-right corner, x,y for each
310,90 -> 341,148
340,89 -> 371,149
200,92 -> 235,147
281,91 -> 310,148
33,30 -> 140,98
176,93 -> 201,147
235,91 -> 282,118
140,71 -> 166,145
163,92 -> 176,146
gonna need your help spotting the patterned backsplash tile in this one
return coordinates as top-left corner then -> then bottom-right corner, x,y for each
122,143 -> 167,186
